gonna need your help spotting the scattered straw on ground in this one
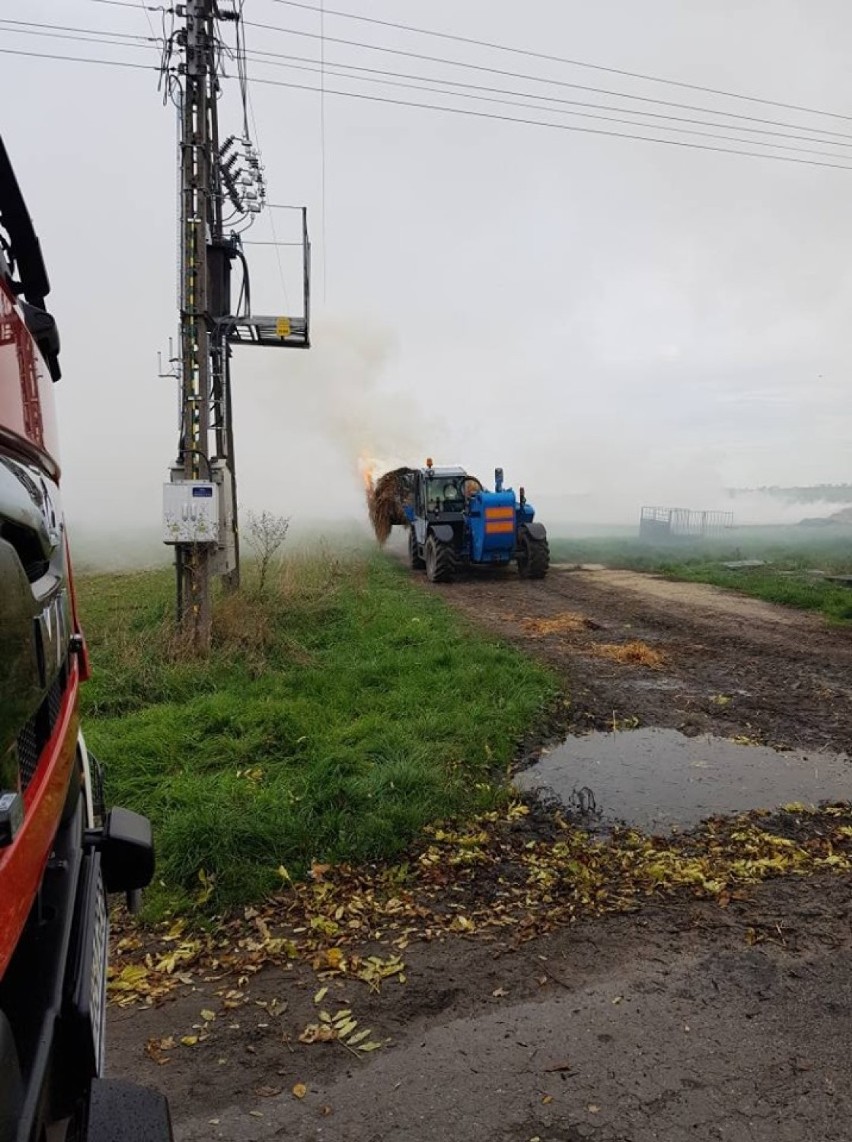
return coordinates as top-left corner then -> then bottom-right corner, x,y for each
108,802 -> 852,1015
366,468 -> 413,545
591,640 -> 667,668
520,612 -> 588,637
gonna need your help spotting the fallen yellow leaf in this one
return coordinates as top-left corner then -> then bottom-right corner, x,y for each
324,948 -> 344,970
346,1028 -> 372,1046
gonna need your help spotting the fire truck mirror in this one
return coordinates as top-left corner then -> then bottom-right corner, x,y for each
100,807 -> 155,895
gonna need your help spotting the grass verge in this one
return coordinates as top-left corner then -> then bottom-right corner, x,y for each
660,564 -> 852,623
549,533 -> 852,623
78,551 -> 556,914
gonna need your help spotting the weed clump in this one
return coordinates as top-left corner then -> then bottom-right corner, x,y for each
244,510 -> 290,594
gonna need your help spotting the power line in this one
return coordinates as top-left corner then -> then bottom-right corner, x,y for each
248,56 -> 852,161
233,2 -> 251,138
239,49 -> 852,154
84,0 -> 161,8
242,21 -> 852,142
270,0 -> 852,124
15,12 -> 852,145
0,17 -> 150,40
0,45 -> 157,71
0,26 -> 157,53
137,0 -> 159,41
249,74 -> 852,172
6,41 -> 852,170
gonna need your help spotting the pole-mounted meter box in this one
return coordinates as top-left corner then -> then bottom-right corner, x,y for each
163,480 -> 220,544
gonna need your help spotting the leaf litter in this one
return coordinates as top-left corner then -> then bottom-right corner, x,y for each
109,800 -> 852,1030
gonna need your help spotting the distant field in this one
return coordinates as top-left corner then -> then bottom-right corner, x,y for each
77,553 -> 556,913
548,528 -> 852,622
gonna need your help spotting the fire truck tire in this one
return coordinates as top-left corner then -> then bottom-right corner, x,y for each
85,1080 -> 173,1142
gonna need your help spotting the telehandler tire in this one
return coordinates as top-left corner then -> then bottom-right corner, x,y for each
408,527 -> 426,570
517,530 -> 549,580
425,535 -> 455,583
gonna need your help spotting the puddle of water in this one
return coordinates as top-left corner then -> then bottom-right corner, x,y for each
515,728 -> 852,833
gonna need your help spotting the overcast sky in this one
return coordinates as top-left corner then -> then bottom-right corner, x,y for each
4,0 -> 852,535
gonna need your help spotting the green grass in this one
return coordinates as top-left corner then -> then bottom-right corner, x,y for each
548,531 -> 852,623
662,565 -> 852,623
77,552 -> 556,913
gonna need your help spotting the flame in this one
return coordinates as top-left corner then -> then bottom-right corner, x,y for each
357,455 -> 381,492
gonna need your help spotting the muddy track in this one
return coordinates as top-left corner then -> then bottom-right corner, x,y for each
418,565 -> 852,753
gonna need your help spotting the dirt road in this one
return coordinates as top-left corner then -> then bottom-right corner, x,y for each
423,566 -> 852,752
108,566 -> 852,1140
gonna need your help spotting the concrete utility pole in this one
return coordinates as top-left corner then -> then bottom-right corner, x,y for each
176,0 -> 216,650
165,1 -> 311,650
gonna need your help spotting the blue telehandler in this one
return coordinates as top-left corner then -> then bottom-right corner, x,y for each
402,460 -> 549,583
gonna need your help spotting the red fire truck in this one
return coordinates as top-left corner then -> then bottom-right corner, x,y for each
0,137 -> 172,1141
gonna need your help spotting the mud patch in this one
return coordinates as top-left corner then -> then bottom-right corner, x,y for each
516,728 -> 852,832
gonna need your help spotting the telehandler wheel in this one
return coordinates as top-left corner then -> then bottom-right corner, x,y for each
408,527 -> 426,570
425,535 -> 455,583
517,530 -> 550,580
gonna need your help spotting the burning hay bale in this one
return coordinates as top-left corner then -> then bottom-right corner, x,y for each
366,467 -> 414,544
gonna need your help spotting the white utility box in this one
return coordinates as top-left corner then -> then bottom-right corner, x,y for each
162,481 -> 220,544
